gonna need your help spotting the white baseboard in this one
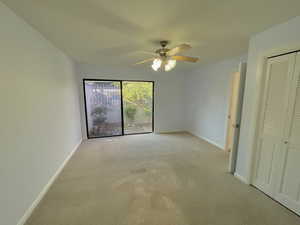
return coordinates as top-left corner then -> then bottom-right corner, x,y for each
200,136 -> 224,150
17,139 -> 82,225
187,131 -> 224,150
234,172 -> 248,184
157,130 -> 187,134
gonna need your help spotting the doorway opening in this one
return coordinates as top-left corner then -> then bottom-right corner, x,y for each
83,79 -> 154,139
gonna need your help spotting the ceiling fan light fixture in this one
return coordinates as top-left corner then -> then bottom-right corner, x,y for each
152,58 -> 162,71
165,59 -> 176,71
136,41 -> 198,71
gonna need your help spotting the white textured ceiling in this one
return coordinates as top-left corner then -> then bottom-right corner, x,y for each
2,0 -> 300,72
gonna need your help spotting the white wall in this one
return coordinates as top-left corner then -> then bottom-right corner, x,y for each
76,63 -> 185,139
184,55 -> 247,149
2,4 -> 299,225
236,16 -> 300,182
0,3 -> 82,225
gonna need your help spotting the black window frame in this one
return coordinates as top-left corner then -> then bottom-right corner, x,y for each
83,79 -> 155,139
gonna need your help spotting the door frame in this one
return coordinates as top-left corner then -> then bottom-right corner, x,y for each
83,79 -> 155,139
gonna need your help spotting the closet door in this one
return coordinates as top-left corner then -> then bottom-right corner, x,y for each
275,52 -> 300,215
253,54 -> 296,196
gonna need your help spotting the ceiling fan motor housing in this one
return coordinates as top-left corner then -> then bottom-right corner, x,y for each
156,48 -> 170,57
154,40 -> 170,57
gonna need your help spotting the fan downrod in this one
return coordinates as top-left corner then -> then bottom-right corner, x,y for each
160,40 -> 169,48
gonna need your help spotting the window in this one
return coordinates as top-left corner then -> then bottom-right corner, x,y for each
122,81 -> 154,134
83,79 -> 154,138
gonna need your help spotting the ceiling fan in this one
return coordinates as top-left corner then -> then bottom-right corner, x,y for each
134,40 -> 199,72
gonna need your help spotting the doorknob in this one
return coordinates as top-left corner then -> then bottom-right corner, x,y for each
232,124 -> 240,128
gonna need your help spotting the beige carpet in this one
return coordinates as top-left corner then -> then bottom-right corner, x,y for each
25,132 -> 300,225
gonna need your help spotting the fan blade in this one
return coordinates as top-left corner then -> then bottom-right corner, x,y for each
171,55 -> 199,63
137,51 -> 157,56
129,51 -> 157,56
167,44 -> 191,56
134,57 -> 155,65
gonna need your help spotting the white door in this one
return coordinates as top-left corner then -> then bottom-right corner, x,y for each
274,52 -> 300,215
227,63 -> 247,173
253,54 -> 296,197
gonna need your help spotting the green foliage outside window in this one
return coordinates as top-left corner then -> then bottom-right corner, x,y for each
122,82 -> 153,115
91,106 -> 107,124
125,105 -> 137,122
